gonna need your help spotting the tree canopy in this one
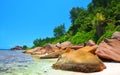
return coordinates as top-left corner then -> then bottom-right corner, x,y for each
53,24 -> 66,38
25,0 -> 120,49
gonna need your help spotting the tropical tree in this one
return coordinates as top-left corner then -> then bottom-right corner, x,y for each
70,7 -> 85,23
22,45 -> 28,50
53,24 -> 66,38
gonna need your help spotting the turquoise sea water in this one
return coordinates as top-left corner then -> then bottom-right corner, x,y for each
0,50 -> 57,75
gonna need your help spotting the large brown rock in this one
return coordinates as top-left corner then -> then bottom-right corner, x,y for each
95,39 -> 120,62
31,48 -> 46,55
39,45 -> 97,59
28,44 -> 60,55
77,45 -> 98,54
40,50 -> 67,59
26,41 -> 72,56
32,48 -> 71,59
24,47 -> 42,54
70,45 -> 84,50
56,41 -> 73,49
86,40 -> 96,46
38,47 -> 76,59
52,47 -> 106,73
42,44 -> 55,53
111,31 -> 120,40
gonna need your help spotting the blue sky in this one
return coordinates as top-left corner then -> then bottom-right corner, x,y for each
0,0 -> 91,49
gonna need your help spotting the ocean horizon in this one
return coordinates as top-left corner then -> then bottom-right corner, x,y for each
0,49 -> 10,50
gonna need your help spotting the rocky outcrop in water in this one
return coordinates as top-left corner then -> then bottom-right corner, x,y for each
11,46 -> 23,50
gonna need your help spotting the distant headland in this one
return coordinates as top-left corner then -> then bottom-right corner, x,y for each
10,46 -> 23,50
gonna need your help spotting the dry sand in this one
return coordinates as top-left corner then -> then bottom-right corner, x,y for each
45,59 -> 120,75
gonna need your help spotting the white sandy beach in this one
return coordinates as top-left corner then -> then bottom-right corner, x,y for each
42,59 -> 120,75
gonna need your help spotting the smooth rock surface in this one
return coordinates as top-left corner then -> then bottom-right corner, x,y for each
95,39 -> 120,62
111,31 -> 120,40
52,48 -> 106,73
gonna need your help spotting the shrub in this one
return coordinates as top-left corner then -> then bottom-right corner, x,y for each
97,30 -> 116,44
68,30 -> 96,44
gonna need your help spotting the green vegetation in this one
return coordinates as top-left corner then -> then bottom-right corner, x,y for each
26,0 -> 120,49
53,24 -> 66,38
97,31 -> 116,44
22,45 -> 31,50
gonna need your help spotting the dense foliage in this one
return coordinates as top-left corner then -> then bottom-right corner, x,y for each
28,0 -> 120,48
53,24 -> 66,38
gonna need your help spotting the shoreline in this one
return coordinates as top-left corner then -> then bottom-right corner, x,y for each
0,50 -> 120,75
39,59 -> 120,75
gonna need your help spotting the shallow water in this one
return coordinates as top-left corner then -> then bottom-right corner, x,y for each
0,50 -> 57,75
